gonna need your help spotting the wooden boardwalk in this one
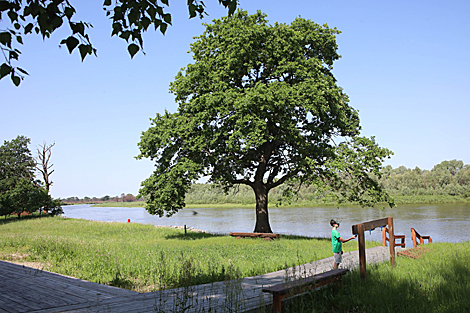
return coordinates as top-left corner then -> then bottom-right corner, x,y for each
0,246 -> 391,312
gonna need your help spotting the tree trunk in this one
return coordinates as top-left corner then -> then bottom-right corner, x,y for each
253,182 -> 273,233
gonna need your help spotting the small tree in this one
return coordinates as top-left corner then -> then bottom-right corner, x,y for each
0,136 -> 62,218
138,11 -> 394,233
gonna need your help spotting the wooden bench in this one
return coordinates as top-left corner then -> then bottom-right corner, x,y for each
382,227 -> 406,248
229,232 -> 280,240
262,268 -> 349,313
411,228 -> 432,248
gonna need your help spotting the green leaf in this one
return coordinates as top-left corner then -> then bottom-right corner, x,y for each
11,73 -> 20,86
163,13 -> 171,24
9,50 -> 19,60
119,30 -> 131,41
128,43 -> 139,59
65,36 -> 79,54
17,67 -> 29,76
64,6 -> 75,19
7,10 -> 18,22
111,22 -> 122,36
70,22 -> 85,36
78,44 -> 91,61
0,63 -> 12,79
16,36 -> 23,44
141,16 -> 151,30
188,3 -> 197,18
128,8 -> 139,24
160,22 -> 167,35
51,16 -> 63,30
103,0 -> 111,6
0,31 -> 12,48
24,23 -> 33,34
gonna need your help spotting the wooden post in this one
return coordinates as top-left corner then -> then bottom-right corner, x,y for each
358,223 -> 366,280
382,227 -> 387,246
184,225 -> 187,235
272,295 -> 282,313
411,228 -> 417,248
388,217 -> 395,268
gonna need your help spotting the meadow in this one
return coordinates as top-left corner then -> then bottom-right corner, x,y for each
1,216 -> 469,312
0,216 -> 366,292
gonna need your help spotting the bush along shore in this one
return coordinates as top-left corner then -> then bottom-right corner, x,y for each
91,193 -> 470,209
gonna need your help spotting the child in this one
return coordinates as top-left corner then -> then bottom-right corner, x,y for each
330,219 -> 356,269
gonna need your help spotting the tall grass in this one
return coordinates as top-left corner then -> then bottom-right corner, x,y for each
2,217 -> 468,312
283,242 -> 470,312
0,217 -> 370,292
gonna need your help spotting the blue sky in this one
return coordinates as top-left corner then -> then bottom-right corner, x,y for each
1,0 -> 469,199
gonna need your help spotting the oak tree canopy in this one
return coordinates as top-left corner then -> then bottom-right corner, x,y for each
137,11 -> 394,233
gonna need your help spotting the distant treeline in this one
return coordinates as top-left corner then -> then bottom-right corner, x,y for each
66,160 -> 470,206
63,193 -> 142,204
185,160 -> 470,206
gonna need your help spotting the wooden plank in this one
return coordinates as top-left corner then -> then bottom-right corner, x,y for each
230,232 -> 280,239
262,269 -> 349,295
0,261 -> 137,298
351,217 -> 389,234
0,290 -> 52,311
0,277 -> 88,305
0,295 -> 33,313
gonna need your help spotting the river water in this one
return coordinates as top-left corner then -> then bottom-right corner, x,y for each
63,203 -> 470,247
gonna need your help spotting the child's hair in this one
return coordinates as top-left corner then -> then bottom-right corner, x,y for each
330,219 -> 338,227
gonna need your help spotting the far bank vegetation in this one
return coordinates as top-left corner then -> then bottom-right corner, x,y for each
72,160 -> 470,207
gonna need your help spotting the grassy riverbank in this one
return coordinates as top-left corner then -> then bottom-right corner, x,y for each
288,242 -> 470,312
91,194 -> 470,209
0,216 -> 367,292
1,217 -> 468,311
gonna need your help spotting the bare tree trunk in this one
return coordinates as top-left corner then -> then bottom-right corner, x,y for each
36,142 -> 55,213
252,182 -> 273,233
36,142 -> 55,192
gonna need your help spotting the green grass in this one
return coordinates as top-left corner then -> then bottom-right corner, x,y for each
283,242 -> 470,313
1,216 -> 468,312
0,216 -> 370,292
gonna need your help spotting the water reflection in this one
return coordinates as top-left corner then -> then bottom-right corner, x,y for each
63,203 -> 470,247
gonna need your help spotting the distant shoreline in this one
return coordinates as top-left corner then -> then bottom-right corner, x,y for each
85,195 -> 470,209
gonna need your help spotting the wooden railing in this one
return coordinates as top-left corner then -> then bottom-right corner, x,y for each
382,227 -> 406,248
411,228 -> 432,248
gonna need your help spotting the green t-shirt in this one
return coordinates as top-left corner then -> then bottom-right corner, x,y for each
331,229 -> 342,253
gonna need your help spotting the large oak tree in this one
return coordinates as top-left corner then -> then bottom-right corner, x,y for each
137,10 -> 394,233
